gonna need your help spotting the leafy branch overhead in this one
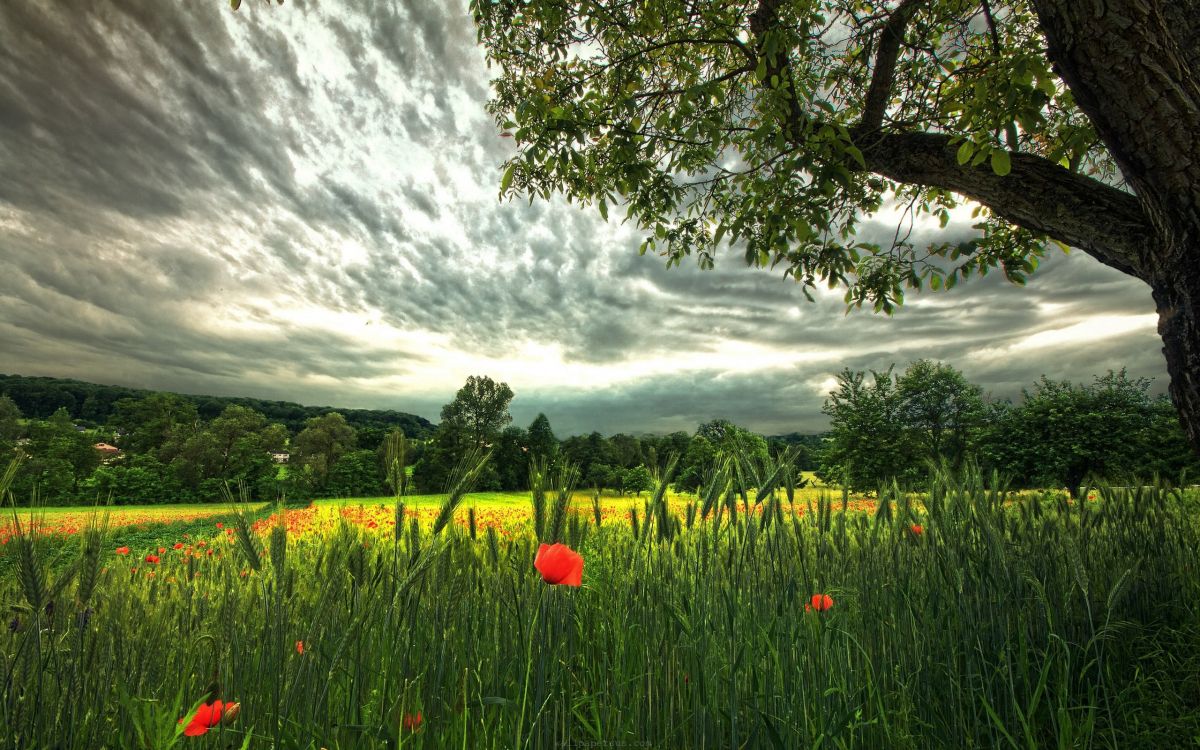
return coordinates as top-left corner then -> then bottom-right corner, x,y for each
472,0 -> 1150,312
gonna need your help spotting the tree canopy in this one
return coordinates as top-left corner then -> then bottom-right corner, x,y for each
470,0 -> 1200,452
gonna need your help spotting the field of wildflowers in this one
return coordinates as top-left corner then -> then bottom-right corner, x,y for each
2,457 -> 1199,748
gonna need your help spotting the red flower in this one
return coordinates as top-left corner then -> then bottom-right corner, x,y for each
179,700 -> 239,737
402,711 -> 423,732
158,547 -> 166,555
534,543 -> 583,587
144,554 -> 160,564
115,546 -> 130,555
216,522 -> 223,529
173,542 -> 184,550
295,640 -> 304,655
910,524 -> 924,536
808,593 -> 834,612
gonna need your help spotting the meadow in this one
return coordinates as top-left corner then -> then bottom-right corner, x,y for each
2,465 -> 1199,748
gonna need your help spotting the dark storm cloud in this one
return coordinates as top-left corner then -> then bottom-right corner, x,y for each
0,0 -> 1168,435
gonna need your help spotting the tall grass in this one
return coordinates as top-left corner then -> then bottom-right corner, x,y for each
1,463 -> 1199,748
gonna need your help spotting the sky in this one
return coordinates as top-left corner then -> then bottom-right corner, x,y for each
0,0 -> 1168,436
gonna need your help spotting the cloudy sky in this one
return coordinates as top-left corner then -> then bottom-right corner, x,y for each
0,0 -> 1167,436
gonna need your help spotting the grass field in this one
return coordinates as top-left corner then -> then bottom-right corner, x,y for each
3,476 -> 1197,748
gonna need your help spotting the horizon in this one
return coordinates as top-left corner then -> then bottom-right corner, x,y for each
0,1 -> 1168,437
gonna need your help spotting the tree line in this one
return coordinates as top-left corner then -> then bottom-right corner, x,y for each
821,361 -> 1200,493
0,391 -> 406,505
0,373 -> 435,439
3,363 -> 1196,505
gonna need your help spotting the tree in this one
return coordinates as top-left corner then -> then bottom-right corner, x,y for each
608,433 -> 644,468
819,367 -> 913,490
471,1 -> 1200,454
675,434 -> 718,492
112,393 -> 198,456
623,465 -> 655,496
896,359 -> 985,469
439,375 -> 514,449
976,370 -> 1166,492
325,449 -> 388,498
0,395 -> 23,444
162,405 -> 287,499
526,413 -> 559,463
412,376 -> 513,493
12,411 -> 100,503
292,412 -> 357,492
562,431 -> 613,483
494,425 -> 530,490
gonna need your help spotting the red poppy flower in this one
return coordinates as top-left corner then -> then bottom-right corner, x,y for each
809,593 -> 834,612
173,542 -> 184,550
910,524 -> 924,536
179,700 -> 239,736
144,554 -> 160,564
216,522 -> 223,529
402,711 -> 423,731
115,546 -> 130,555
158,547 -> 166,555
296,640 -> 304,655
534,543 -> 584,587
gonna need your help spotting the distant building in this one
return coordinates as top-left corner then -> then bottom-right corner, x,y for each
271,451 -> 290,464
94,442 -> 120,457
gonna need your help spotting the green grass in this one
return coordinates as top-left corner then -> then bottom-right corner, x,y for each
2,475 -> 1199,748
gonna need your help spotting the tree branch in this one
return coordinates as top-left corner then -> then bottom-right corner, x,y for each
859,131 -> 1150,278
859,0 -> 927,132
744,0 -> 1151,280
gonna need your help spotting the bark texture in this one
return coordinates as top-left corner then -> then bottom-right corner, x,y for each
1032,0 -> 1200,450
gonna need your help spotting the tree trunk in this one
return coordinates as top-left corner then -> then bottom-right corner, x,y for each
1152,267 -> 1200,450
1033,0 -> 1200,453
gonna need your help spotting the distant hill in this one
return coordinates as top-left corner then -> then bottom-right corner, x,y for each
0,373 -> 436,438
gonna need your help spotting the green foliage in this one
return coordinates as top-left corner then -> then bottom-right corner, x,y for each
161,405 -> 287,498
291,412 -> 357,493
83,454 -> 186,505
493,426 -> 530,491
112,393 -> 199,456
414,376 -> 514,494
11,411 -> 101,504
469,1 -> 1105,311
0,395 -> 22,449
975,370 -> 1200,492
820,363 -> 1200,493
622,465 -> 654,496
438,375 -> 514,449
0,373 -> 434,438
820,366 -> 919,490
324,449 -> 387,498
526,413 -> 558,464
897,359 -> 986,469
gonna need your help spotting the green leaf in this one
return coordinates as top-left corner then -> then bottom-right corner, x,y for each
598,200 -> 608,221
845,145 -> 865,169
990,148 -> 1012,177
500,164 -> 516,193
956,140 -> 974,166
